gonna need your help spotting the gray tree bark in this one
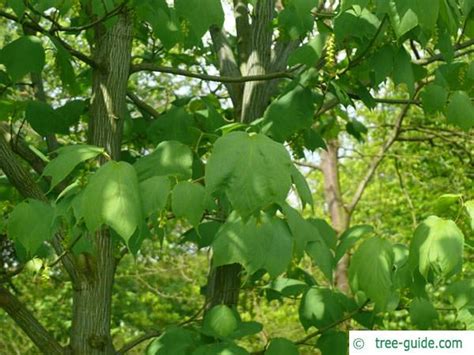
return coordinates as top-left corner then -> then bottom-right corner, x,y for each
70,11 -> 132,355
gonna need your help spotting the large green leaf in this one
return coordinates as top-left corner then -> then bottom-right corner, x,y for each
278,0 -> 318,39
0,36 -> 45,81
409,216 -> 464,279
202,305 -> 239,339
446,91 -> 474,131
290,166 -> 314,209
8,199 -> 55,259
392,49 -> 415,95
265,338 -> 298,355
409,298 -> 438,329
139,176 -> 171,217
147,107 -> 197,145
262,86 -> 315,142
349,237 -> 395,311
134,141 -> 193,181
171,181 -> 205,226
205,132 -> 293,218
146,327 -> 198,355
43,145 -> 104,191
80,161 -> 142,243
299,287 -> 346,330
413,0 -> 439,30
135,0 -> 182,49
334,6 -> 380,43
335,225 -> 374,262
317,331 -> 348,355
212,214 -> 293,278
281,204 -> 334,280
175,0 -> 224,39
288,34 -> 327,67
421,84 -> 448,115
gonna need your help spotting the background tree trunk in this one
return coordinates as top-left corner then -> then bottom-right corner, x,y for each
320,139 -> 351,293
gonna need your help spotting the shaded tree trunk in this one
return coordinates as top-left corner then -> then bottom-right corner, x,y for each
69,12 -> 132,355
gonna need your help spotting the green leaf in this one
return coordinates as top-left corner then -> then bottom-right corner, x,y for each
309,219 -> 337,250
349,237 -> 395,311
281,204 -> 334,280
317,331 -> 348,355
171,181 -> 205,226
231,321 -> 263,339
0,36 -> 45,81
290,166 -> 313,209
147,107 -> 197,145
446,279 -> 474,310
182,221 -> 221,248
278,0 -> 318,39
299,287 -> 346,330
262,86 -> 315,142
267,278 -> 308,297
446,91 -> 474,131
409,298 -> 438,329
265,338 -> 298,355
139,176 -> 171,217
334,6 -> 381,43
288,34 -> 327,67
51,37 -> 78,94
465,200 -> 474,230
80,161 -> 142,243
212,214 -> 293,278
146,326 -> 197,355
392,49 -> 415,95
8,199 -> 54,259
409,216 -> 464,279
421,84 -> 448,114
134,141 -> 193,181
42,145 -> 104,191
335,225 -> 374,262
175,0 -> 224,39
413,0 -> 439,30
206,132 -> 293,218
8,0 -> 26,17
25,101 -> 59,136
202,305 -> 239,339
433,193 -> 462,215
135,1 -> 182,49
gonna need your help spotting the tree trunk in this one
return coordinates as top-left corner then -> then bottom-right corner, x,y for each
320,139 -> 351,293
69,12 -> 132,355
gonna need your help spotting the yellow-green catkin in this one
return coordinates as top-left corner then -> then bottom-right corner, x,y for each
326,34 -> 337,77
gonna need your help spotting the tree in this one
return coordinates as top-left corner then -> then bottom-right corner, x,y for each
0,0 -> 473,354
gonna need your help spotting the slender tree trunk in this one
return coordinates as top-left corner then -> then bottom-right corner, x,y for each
69,12 -> 132,355
320,139 -> 351,293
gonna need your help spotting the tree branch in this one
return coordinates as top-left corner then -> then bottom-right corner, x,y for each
417,38 -> 474,65
347,88 -> 421,213
0,287 -> 65,354
293,160 -> 322,171
251,300 -> 370,354
126,91 -> 160,119
130,63 -> 293,83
